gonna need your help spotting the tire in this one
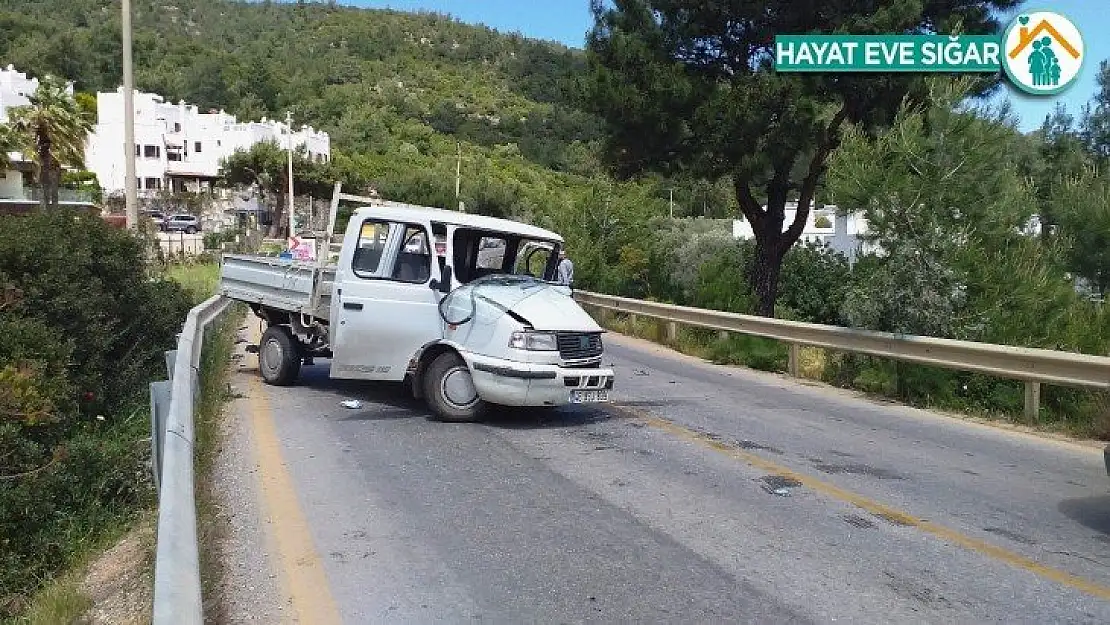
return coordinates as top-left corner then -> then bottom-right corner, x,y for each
186,226 -> 197,234
423,352 -> 486,422
259,325 -> 302,386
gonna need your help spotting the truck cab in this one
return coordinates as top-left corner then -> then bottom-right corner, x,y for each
234,200 -> 614,422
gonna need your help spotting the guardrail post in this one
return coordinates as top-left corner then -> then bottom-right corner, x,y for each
165,349 -> 177,380
666,321 -> 678,341
149,379 -> 172,491
1024,381 -> 1041,422
787,343 -> 800,378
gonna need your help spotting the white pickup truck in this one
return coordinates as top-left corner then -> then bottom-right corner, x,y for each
219,190 -> 615,422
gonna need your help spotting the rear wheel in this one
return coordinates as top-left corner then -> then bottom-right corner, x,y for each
259,325 -> 302,386
423,352 -> 486,422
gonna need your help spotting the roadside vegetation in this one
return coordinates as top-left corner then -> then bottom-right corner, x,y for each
0,210 -> 194,619
579,73 -> 1110,440
0,204 -> 239,621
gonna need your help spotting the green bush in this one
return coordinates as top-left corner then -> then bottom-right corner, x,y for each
203,229 -> 241,250
0,209 -> 193,615
0,209 -> 193,417
778,241 -> 852,326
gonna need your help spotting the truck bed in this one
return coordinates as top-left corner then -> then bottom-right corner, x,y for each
219,254 -> 336,321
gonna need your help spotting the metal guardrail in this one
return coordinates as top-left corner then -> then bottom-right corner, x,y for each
573,290 -> 1110,420
149,293 -> 233,625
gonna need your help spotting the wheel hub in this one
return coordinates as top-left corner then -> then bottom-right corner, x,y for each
441,366 -> 478,408
261,337 -> 283,372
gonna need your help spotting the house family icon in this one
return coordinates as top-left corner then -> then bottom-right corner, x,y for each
1001,10 -> 1085,95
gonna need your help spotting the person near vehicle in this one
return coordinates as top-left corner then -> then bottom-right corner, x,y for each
556,249 -> 574,288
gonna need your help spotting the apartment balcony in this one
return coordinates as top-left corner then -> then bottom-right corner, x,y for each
165,159 -> 217,179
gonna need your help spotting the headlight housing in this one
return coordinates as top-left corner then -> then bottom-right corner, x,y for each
508,330 -> 558,351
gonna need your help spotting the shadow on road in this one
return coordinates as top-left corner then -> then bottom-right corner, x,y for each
269,360 -> 618,428
483,405 -> 613,430
1058,495 -> 1110,536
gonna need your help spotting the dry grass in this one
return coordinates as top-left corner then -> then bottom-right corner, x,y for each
18,575 -> 91,625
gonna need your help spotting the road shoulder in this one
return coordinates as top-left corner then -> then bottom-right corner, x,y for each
207,322 -> 288,624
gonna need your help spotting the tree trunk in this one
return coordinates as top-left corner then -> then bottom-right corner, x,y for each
37,158 -> 48,211
267,191 -> 285,239
749,237 -> 782,317
36,131 -> 53,211
48,164 -> 60,208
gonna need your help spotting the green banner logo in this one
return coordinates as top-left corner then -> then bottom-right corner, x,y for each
774,11 -> 1084,96
775,35 -> 1001,72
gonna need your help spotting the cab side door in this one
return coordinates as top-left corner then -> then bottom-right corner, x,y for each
329,216 -> 442,381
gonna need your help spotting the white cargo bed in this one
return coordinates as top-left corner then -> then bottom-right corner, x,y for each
220,254 -> 336,320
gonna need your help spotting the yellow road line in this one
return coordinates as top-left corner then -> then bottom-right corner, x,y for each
608,402 -> 1110,602
245,328 -> 343,624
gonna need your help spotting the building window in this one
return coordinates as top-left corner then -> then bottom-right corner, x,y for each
145,177 -> 161,190
194,141 -> 202,153
216,140 -> 221,147
135,144 -> 141,157
174,122 -> 181,132
144,145 -> 160,158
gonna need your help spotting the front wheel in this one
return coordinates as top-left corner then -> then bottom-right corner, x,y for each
423,352 -> 486,422
259,325 -> 302,386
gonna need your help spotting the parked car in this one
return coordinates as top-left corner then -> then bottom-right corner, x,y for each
163,214 -> 201,234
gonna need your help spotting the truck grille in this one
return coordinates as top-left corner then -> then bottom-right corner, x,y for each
556,332 -> 603,361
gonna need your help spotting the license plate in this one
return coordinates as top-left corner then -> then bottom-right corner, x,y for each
570,389 -> 610,404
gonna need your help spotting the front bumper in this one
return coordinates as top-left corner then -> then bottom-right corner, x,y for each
462,351 -> 615,407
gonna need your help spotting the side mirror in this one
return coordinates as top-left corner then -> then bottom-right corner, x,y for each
430,264 -> 452,293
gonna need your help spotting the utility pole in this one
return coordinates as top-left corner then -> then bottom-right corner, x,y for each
122,0 -> 137,229
286,111 -> 294,240
455,141 -> 462,212
669,188 -> 673,219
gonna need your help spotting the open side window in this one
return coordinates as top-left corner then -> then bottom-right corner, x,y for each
351,218 -> 432,284
513,240 -> 555,280
450,226 -> 563,284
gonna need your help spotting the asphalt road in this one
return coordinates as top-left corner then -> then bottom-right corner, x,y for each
216,326 -> 1110,624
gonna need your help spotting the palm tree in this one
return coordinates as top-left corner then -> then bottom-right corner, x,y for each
7,75 -> 93,209
0,123 -> 16,172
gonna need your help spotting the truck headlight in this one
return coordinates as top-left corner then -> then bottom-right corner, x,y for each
509,331 -> 558,351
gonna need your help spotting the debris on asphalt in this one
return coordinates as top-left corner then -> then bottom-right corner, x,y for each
340,399 -> 363,409
759,474 -> 802,496
633,369 -> 649,376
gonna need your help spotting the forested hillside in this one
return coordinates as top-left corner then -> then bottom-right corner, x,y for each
1,0 -> 593,165
0,0 -> 726,220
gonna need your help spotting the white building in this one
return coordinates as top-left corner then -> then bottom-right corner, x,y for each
85,86 -> 330,196
0,64 -> 75,123
733,202 -> 879,264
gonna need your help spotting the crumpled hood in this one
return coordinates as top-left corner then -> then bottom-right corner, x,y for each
456,280 -> 601,331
